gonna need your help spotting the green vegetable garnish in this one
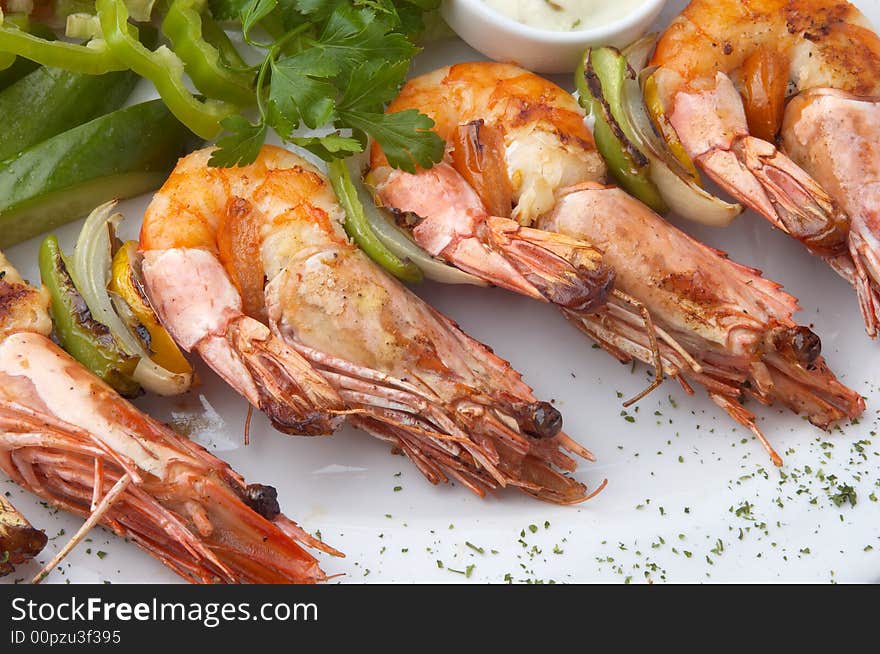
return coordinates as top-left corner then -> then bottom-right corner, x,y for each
206,0 -> 445,170
576,46 -> 667,214
39,235 -> 141,397
0,100 -> 198,248
0,1 -> 445,172
0,15 -> 125,74
97,0 -> 235,139
328,157 -> 422,283
0,18 -> 56,89
0,62 -> 141,162
162,0 -> 255,105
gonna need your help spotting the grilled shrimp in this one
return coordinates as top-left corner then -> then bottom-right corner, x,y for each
0,256 -> 48,576
139,145 -> 598,504
1,495 -> 46,577
368,61 -> 864,464
651,0 -> 880,335
0,253 -> 336,583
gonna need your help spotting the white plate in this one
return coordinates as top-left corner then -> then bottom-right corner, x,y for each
3,0 -> 879,584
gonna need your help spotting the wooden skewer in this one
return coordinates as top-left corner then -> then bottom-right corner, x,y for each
33,473 -> 131,584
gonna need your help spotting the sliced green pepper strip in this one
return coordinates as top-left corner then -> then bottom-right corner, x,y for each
124,0 -> 157,22
0,48 -> 14,72
0,13 -> 27,70
328,158 -> 423,284
97,0 -> 234,139
576,47 -> 668,215
39,235 -> 142,397
0,14 -> 126,74
201,13 -> 247,69
0,22 -> 57,90
162,0 -> 253,105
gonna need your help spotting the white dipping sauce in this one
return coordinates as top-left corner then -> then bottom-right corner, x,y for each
483,0 -> 645,31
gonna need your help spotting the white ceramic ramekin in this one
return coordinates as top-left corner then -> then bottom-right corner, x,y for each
440,0 -> 667,73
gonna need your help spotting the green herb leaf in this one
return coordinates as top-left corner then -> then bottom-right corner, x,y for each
206,0 -> 444,170
293,0 -> 347,21
241,0 -> 279,40
316,5 -> 417,77
209,0 -> 251,21
830,483 -> 857,507
209,115 -> 268,167
269,51 -> 339,130
288,133 -> 363,160
339,108 -> 443,172
339,59 -> 410,113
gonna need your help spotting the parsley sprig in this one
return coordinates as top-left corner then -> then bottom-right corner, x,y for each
207,0 -> 445,171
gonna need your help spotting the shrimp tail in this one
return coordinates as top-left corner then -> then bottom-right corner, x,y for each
699,134 -> 847,252
782,89 -> 880,337
0,333 -> 335,584
374,163 -> 614,311
846,233 -> 880,337
664,72 -> 850,256
483,217 -> 615,312
142,248 -> 346,436
224,318 -> 345,435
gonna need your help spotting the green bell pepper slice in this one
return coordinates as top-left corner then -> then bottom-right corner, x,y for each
201,12 -> 248,69
0,22 -> 126,74
0,20 -> 57,89
97,0 -> 235,139
0,12 -> 28,71
328,158 -> 423,284
162,0 -> 254,105
39,235 -> 141,397
576,47 -> 668,215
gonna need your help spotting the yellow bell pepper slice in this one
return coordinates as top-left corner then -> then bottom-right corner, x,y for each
642,74 -> 702,184
109,241 -> 192,375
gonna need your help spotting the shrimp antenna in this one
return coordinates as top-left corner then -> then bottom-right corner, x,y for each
32,471 -> 132,584
748,423 -> 783,468
612,289 -> 667,407
244,403 -> 254,445
710,393 -> 783,467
